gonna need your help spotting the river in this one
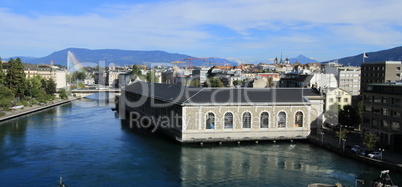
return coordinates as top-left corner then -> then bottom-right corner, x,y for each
0,95 -> 401,186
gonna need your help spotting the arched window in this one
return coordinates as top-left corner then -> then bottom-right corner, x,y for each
206,112 -> 215,129
224,112 -> 233,129
277,112 -> 286,128
295,111 -> 303,127
260,112 -> 269,128
242,112 -> 251,128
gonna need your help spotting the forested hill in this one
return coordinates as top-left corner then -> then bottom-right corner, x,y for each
324,46 -> 402,66
12,48 -> 234,67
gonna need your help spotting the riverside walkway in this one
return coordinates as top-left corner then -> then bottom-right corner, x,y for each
0,97 -> 80,122
309,128 -> 402,172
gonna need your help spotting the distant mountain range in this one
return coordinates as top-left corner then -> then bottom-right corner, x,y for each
5,48 -> 234,67
324,46 -> 402,66
3,46 -> 402,67
289,55 -> 318,64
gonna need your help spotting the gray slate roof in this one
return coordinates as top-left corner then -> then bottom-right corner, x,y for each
125,81 -> 322,106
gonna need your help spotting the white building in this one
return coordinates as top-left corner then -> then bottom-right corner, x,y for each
338,66 -> 361,96
55,71 -> 67,89
308,73 -> 338,89
324,88 -> 352,111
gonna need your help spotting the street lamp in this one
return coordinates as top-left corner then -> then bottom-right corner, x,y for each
320,132 -> 324,144
379,148 -> 385,160
342,139 -> 346,151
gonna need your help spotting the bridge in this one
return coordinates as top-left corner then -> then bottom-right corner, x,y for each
71,89 -> 121,98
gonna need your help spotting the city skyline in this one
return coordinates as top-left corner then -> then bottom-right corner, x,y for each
1,0 -> 402,63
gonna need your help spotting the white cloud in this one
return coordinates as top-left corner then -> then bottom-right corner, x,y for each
1,0 -> 402,60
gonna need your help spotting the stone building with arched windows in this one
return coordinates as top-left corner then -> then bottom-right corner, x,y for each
119,81 -> 324,143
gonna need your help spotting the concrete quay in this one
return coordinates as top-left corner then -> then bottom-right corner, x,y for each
309,129 -> 402,172
0,97 -> 80,122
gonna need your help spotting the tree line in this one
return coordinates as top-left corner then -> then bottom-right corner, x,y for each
0,57 -> 66,112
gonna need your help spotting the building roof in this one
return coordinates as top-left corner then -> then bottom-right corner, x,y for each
362,61 -> 401,65
125,81 -> 323,106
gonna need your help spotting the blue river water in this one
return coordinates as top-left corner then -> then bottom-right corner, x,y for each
0,95 -> 401,186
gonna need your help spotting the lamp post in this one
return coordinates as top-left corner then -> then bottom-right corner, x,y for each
342,139 -> 346,151
379,148 -> 385,160
320,132 -> 324,144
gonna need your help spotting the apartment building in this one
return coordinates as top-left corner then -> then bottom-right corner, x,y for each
338,66 -> 361,96
361,61 -> 402,93
362,83 -> 402,151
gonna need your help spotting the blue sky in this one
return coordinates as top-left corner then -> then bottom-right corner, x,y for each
1,0 -> 402,63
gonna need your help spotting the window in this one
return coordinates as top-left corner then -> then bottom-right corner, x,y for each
206,112 -> 215,129
329,98 -> 334,103
372,119 -> 378,128
260,112 -> 269,128
277,112 -> 286,128
242,112 -> 251,128
393,110 -> 401,117
295,111 -> 303,127
372,108 -> 381,114
373,96 -> 381,103
382,97 -> 389,104
382,120 -> 390,128
392,98 -> 401,105
391,122 -> 400,131
382,108 -> 391,116
344,98 -> 348,103
224,112 -> 233,129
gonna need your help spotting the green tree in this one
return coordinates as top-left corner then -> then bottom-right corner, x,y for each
36,89 -> 47,103
339,105 -> 361,129
363,131 -> 378,149
45,78 -> 57,95
66,74 -> 72,83
335,129 -> 349,140
77,72 -> 86,80
0,57 -> 5,86
146,71 -> 158,83
26,75 -> 43,98
71,71 -> 86,82
324,103 -> 340,126
204,77 -> 224,87
78,82 -> 85,89
190,79 -> 200,87
233,80 -> 243,87
59,88 -> 68,99
0,86 -> 14,110
131,65 -> 142,81
5,58 -> 26,97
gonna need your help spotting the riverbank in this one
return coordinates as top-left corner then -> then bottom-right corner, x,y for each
0,97 -> 80,122
309,129 -> 402,172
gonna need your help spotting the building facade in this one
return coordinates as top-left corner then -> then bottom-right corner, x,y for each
362,83 -> 402,151
324,88 -> 352,111
338,66 -> 361,96
119,82 -> 324,143
361,61 -> 402,93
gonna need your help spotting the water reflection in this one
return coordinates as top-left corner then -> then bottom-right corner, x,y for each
120,111 -> 402,186
0,96 -> 401,186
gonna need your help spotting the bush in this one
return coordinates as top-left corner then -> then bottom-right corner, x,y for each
59,88 -> 68,99
19,99 -> 29,107
0,86 -> 14,110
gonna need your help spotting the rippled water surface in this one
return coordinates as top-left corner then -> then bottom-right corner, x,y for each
0,97 -> 401,186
